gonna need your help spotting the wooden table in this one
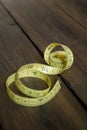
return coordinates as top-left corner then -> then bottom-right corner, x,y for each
0,0 -> 87,130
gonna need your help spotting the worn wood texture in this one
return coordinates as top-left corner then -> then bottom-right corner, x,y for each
52,0 -> 87,29
0,0 -> 87,130
0,0 -> 87,107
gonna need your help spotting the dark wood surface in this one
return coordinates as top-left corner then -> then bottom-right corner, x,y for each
0,0 -> 87,130
0,0 -> 87,107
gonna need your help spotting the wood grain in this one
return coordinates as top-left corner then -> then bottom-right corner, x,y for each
0,0 -> 87,106
52,0 -> 87,29
0,3 -> 87,130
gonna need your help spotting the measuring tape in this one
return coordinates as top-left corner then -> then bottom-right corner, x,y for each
6,43 -> 74,107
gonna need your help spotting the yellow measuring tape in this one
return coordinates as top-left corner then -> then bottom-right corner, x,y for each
6,43 -> 74,107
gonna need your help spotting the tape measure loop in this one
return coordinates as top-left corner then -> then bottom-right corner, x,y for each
6,42 -> 74,106
15,68 -> 51,97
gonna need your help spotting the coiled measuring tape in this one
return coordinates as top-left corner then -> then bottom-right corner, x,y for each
6,43 -> 74,107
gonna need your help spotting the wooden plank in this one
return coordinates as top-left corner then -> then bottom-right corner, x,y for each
52,0 -> 87,29
1,0 -> 87,42
0,3 -> 87,130
0,0 -> 87,106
